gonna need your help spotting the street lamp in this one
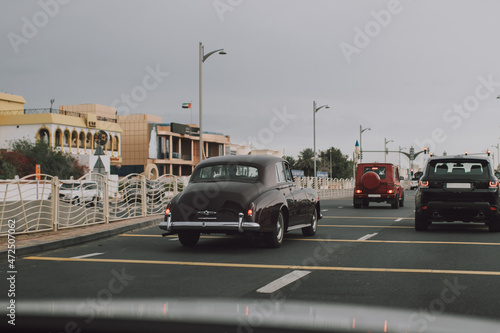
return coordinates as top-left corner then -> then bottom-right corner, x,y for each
199,42 -> 226,163
359,125 -> 371,163
313,101 -> 329,177
384,138 -> 393,163
50,99 -> 55,113
398,146 -> 406,169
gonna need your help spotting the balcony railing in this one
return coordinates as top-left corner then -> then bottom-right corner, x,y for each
1,108 -> 117,123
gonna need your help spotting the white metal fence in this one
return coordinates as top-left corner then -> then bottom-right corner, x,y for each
0,173 -> 353,236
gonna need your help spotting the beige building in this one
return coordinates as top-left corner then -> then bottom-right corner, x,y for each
117,114 -> 230,176
0,94 -> 122,175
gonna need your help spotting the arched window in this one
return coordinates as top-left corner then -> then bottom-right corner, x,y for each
79,131 -> 85,149
63,130 -> 70,147
86,132 -> 93,151
113,135 -> 119,152
107,134 -> 113,152
38,128 -> 50,145
71,130 -> 78,148
55,129 -> 62,147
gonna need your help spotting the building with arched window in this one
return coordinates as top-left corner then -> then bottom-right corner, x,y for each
0,93 -> 122,175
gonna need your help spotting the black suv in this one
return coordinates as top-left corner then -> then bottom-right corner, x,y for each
415,156 -> 500,232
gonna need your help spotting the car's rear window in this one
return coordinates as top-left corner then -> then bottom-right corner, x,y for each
191,164 -> 259,182
427,160 -> 490,179
363,166 -> 386,179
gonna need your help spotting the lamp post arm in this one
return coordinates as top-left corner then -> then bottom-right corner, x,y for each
203,49 -> 225,62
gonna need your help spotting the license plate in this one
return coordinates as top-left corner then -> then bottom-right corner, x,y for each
368,194 -> 381,197
446,183 -> 471,189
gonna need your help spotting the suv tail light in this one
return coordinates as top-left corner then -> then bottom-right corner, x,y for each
165,202 -> 171,215
420,181 -> 429,188
247,202 -> 255,217
489,181 -> 498,189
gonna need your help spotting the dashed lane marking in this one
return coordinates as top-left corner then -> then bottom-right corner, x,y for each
256,270 -> 311,293
22,256 -> 500,277
357,233 -> 378,241
71,253 -> 104,259
395,218 -> 403,222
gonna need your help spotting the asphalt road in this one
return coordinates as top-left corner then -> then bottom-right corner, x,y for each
3,191 -> 500,331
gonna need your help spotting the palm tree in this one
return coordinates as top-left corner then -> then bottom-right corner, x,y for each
296,148 -> 314,177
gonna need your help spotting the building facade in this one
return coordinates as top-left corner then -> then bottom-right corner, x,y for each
117,114 -> 230,176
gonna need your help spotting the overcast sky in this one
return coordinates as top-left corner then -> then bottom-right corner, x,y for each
2,0 -> 500,170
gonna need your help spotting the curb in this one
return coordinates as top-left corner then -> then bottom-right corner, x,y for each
4,216 -> 164,257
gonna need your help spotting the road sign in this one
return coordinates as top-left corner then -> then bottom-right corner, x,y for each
35,164 -> 41,180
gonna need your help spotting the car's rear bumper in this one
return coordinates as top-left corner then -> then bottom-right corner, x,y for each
416,201 -> 500,221
354,193 -> 397,203
159,213 -> 261,235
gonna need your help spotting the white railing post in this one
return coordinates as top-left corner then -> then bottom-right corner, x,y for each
103,175 -> 109,223
141,175 -> 147,216
53,177 -> 59,232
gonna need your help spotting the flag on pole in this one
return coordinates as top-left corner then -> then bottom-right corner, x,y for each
182,103 -> 191,109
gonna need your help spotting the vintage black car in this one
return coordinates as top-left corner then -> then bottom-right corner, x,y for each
415,155 -> 500,232
159,155 -> 321,248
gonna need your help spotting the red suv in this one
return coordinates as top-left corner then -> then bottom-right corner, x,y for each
353,163 -> 404,209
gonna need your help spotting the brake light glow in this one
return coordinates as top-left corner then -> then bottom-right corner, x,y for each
165,203 -> 171,215
420,180 -> 429,188
248,202 -> 255,217
355,189 -> 362,194
489,181 -> 498,188
387,189 -> 394,194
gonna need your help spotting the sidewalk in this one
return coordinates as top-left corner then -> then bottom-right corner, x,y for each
0,215 -> 164,256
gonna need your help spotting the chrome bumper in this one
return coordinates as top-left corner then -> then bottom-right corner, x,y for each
159,213 -> 260,235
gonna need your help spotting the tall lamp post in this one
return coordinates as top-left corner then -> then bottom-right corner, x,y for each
199,42 -> 226,163
50,99 -> 55,113
384,138 -> 393,163
313,101 -> 329,177
359,125 -> 371,163
492,143 -> 499,169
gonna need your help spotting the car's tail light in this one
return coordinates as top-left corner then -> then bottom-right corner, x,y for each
355,189 -> 362,194
420,181 -> 429,188
165,203 -> 171,215
387,189 -> 394,194
489,181 -> 498,188
422,205 -> 428,210
247,202 -> 255,217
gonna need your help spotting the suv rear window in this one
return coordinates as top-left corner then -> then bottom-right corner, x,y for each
427,160 -> 490,179
363,166 -> 386,179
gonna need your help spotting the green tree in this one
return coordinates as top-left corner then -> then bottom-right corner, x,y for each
296,148 -> 315,177
0,139 -> 88,179
317,147 -> 353,179
283,155 -> 297,169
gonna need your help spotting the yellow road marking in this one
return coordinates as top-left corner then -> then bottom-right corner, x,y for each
323,216 -> 413,220
120,234 -> 500,246
23,256 -> 500,276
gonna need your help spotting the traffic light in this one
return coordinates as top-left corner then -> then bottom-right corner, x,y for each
411,169 -> 414,177
424,147 -> 427,154
487,150 -> 491,156
429,152 -> 434,157
465,151 -> 468,156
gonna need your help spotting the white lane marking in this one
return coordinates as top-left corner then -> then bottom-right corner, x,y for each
71,253 -> 104,259
321,209 -> 328,212
357,233 -> 378,241
257,270 -> 311,294
337,206 -> 343,209
169,237 -> 179,241
395,218 -> 403,222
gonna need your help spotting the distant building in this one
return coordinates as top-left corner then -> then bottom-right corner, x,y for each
117,115 -> 231,177
0,93 -> 122,175
228,142 -> 284,157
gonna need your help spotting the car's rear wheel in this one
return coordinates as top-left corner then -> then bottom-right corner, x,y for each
264,210 -> 284,248
178,231 -> 200,246
302,208 -> 318,236
415,211 -> 429,231
391,195 -> 399,209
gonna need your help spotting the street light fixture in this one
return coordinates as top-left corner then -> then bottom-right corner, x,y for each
50,99 -> 55,113
313,101 -> 329,177
199,42 -> 226,163
384,138 -> 393,163
492,143 -> 499,169
359,125 -> 371,163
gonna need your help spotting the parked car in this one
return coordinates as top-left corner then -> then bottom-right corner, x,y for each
159,155 -> 321,248
353,163 -> 404,209
52,181 -> 102,206
410,171 -> 423,190
415,155 -> 500,232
